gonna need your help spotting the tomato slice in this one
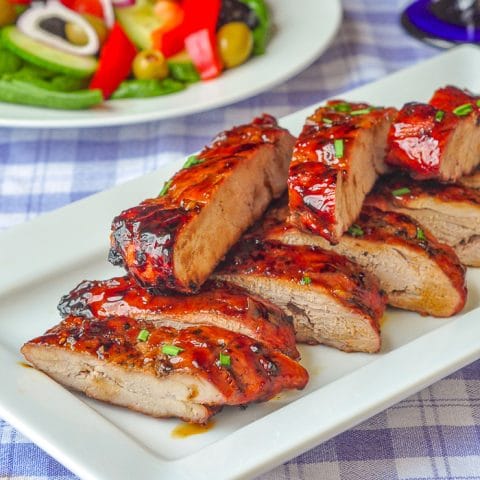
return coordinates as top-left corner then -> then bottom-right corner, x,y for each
60,0 -> 104,18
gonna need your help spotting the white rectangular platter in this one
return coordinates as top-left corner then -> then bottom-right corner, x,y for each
1,45 -> 480,480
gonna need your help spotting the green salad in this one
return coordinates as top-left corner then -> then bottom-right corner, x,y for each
0,0 -> 270,110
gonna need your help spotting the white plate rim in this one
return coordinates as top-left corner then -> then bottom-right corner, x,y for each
0,0 -> 342,129
0,44 -> 480,480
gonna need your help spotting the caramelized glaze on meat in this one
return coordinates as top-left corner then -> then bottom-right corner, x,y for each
215,237 -> 385,352
386,86 -> 480,181
22,317 -> 309,408
367,175 -> 480,214
218,237 -> 385,329
58,277 -> 299,358
288,100 -> 396,243
265,202 -> 467,317
366,174 -> 480,266
109,114 -> 295,293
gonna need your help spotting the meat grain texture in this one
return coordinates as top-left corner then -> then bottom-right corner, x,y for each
22,317 -> 308,424
386,86 -> 480,181
264,203 -> 467,318
366,175 -> 480,267
459,166 -> 480,189
288,100 -> 396,243
58,276 -> 299,358
109,114 -> 296,293
21,113 -> 311,425
215,236 -> 385,353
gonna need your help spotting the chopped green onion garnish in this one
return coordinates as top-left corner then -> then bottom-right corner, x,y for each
219,352 -> 231,366
348,224 -> 364,237
392,187 -> 411,196
322,118 -> 333,125
299,275 -> 312,286
435,110 -> 445,122
159,179 -> 172,197
162,344 -> 184,356
183,154 -> 203,169
137,329 -> 150,342
416,227 -> 426,241
332,102 -> 351,113
334,139 -> 344,158
350,108 -> 371,116
476,99 -> 480,107
453,103 -> 473,116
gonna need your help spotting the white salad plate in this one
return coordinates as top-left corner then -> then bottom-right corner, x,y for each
1,45 -> 480,480
0,0 -> 341,129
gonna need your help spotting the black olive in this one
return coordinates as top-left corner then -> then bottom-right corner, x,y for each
217,0 -> 259,30
39,17 -> 67,39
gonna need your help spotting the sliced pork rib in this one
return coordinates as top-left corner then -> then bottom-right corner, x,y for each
21,316 -> 308,424
365,175 -> 480,267
215,237 -> 385,353
265,204 -> 467,317
58,277 -> 299,358
109,114 -> 296,293
386,85 -> 480,181
288,100 -> 396,243
459,166 -> 480,189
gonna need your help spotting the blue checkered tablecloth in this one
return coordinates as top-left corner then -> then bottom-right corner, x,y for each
2,1 -> 480,479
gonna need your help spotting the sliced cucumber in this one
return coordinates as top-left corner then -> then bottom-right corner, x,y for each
115,1 -> 164,50
1,26 -> 97,78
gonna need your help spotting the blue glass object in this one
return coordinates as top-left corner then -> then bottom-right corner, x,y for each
402,0 -> 480,47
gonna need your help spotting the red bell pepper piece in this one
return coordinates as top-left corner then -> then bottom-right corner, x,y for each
152,25 -> 186,58
152,0 -> 221,60
185,28 -> 223,80
151,1 -> 185,55
89,23 -> 137,99
60,0 -> 104,18
182,0 -> 221,33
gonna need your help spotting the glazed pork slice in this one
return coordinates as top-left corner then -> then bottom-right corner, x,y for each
386,85 -> 480,181
265,203 -> 467,317
214,237 -> 385,353
288,100 -> 396,243
109,114 -> 296,293
459,166 -> 480,189
58,277 -> 299,358
366,175 -> 480,267
21,316 -> 308,424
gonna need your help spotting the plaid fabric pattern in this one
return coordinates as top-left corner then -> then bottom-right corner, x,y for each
263,362 -> 480,480
1,1 -> 479,478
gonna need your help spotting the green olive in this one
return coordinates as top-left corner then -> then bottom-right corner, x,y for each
65,14 -> 107,48
132,50 -> 169,80
217,22 -> 253,69
0,0 -> 17,27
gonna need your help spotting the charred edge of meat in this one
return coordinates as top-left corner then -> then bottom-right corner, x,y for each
366,174 -> 480,266
263,203 -> 467,317
22,316 -> 309,409
109,114 -> 295,293
57,276 -> 299,359
110,204 -> 191,290
386,86 -> 480,181
215,236 -> 385,353
288,100 -> 396,243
